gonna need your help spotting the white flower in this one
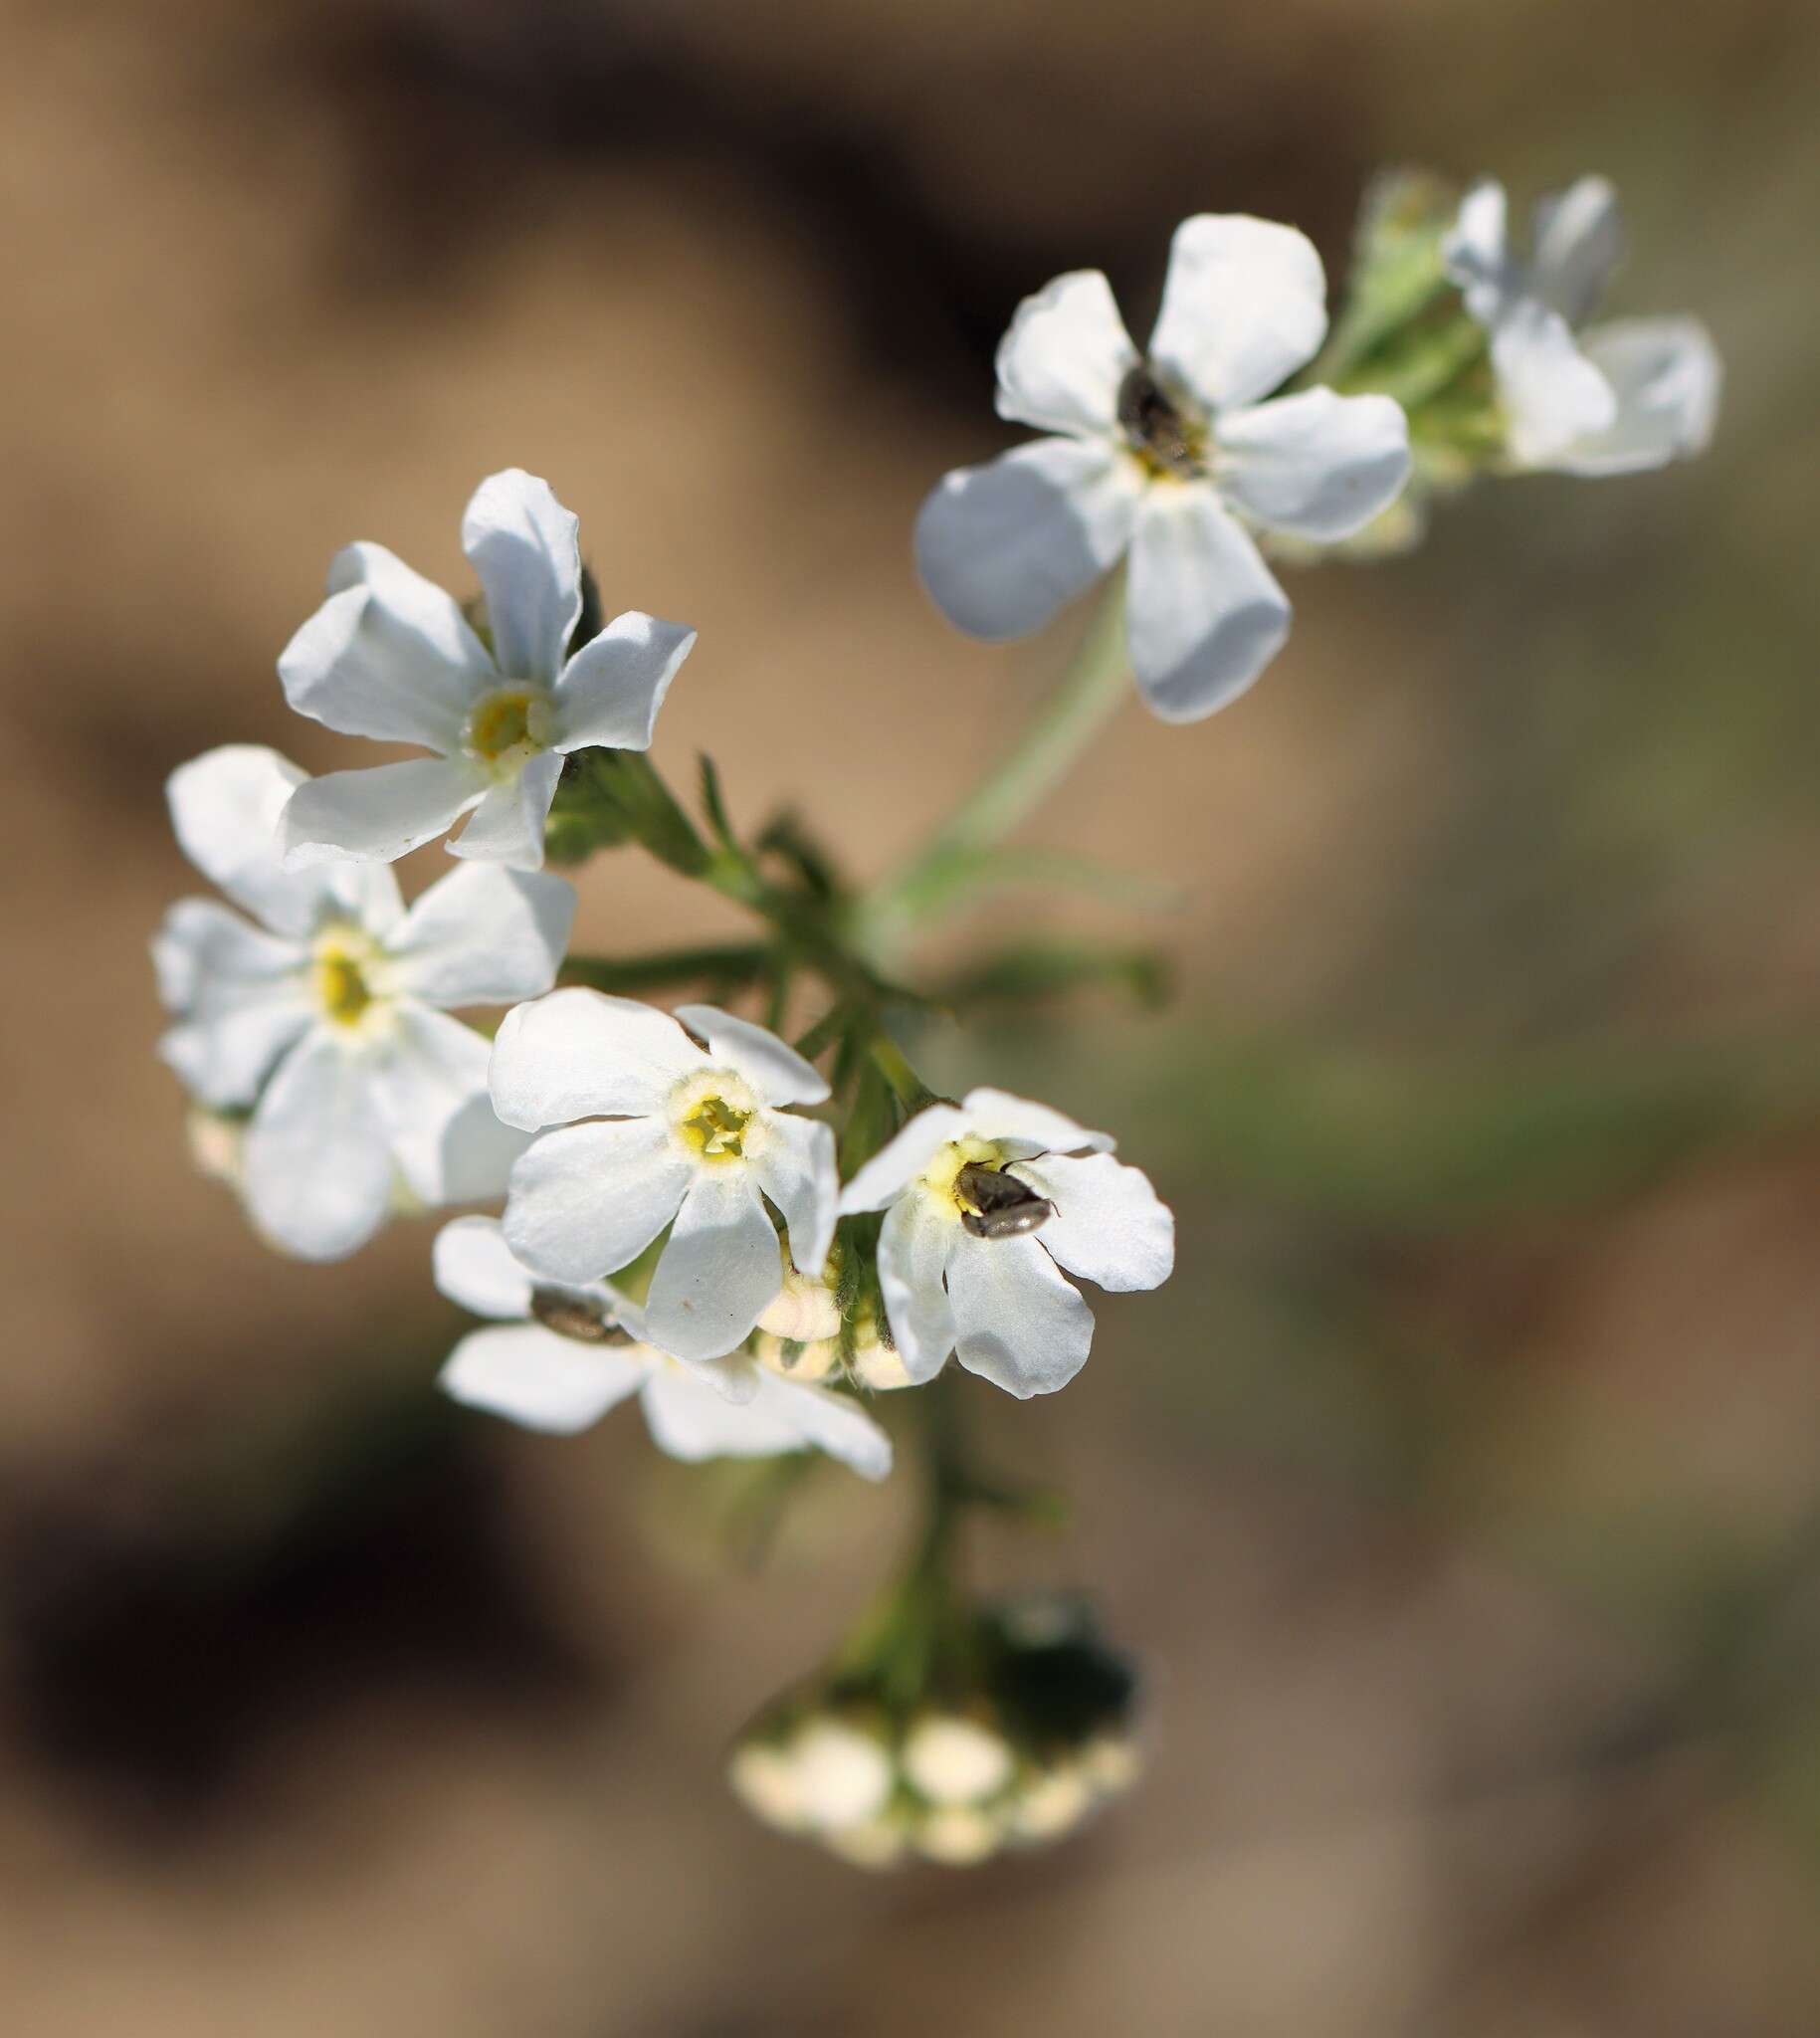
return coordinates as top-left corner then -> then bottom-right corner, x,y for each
1442,177 -> 1720,475
489,990 -> 841,1363
154,745 -> 574,1260
914,215 -> 1411,722
278,469 -> 696,872
433,1217 -> 891,1478
837,1088 -> 1174,1398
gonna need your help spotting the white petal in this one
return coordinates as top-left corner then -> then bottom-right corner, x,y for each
280,544 -> 494,751
836,1103 -> 973,1216
152,897 -> 301,1008
914,437 -> 1140,641
446,749 -> 566,871
1216,388 -> 1411,541
945,1231 -> 1094,1398
490,989 -> 707,1130
1441,179 -> 1513,325
439,1096 -> 532,1205
749,1114 -> 838,1278
153,899 -> 312,1108
1010,1152 -> 1174,1293
167,745 -> 397,938
432,1214 -> 536,1319
1125,487 -> 1291,722
460,469 -> 581,683
673,1004 -> 830,1108
993,270 -> 1138,437
384,865 -> 574,1009
1490,300 -> 1617,469
877,1190 -> 958,1383
645,1168 -> 780,1362
243,1031 -> 395,1260
328,540 -> 497,662
959,1088 -> 1115,1156
747,1374 -> 892,1481
1530,176 -> 1622,326
281,756 -> 485,868
503,1117 -> 692,1285
638,1361 -> 806,1462
367,1005 -> 521,1205
1148,214 -> 1328,413
1552,316 -> 1720,477
442,1323 -> 646,1435
554,612 -> 695,752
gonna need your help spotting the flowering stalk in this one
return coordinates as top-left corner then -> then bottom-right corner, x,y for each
151,167 -> 1720,1868
862,572 -> 1132,956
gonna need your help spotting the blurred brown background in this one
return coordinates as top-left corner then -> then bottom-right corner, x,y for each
5,0 -> 1820,2031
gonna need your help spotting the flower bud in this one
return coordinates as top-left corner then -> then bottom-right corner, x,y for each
901,1713 -> 1014,1806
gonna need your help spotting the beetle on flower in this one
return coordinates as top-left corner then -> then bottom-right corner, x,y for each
1442,176 -> 1720,477
278,469 -> 696,872
837,1089 -> 1174,1398
490,990 -> 841,1364
154,745 -> 574,1260
914,213 -> 1412,722
433,1217 -> 890,1479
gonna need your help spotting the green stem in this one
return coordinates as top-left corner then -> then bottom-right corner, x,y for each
863,572 -> 1131,953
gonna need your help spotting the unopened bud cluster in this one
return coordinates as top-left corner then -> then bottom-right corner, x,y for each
727,1594 -> 1140,1868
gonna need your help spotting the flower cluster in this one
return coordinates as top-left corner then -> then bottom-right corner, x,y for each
728,1594 -> 1142,1869
150,169 -> 1716,1863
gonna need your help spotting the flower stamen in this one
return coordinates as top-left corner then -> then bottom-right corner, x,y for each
679,1093 -> 753,1160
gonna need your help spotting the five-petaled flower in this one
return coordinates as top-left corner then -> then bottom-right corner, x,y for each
837,1089 -> 1173,1397
433,1217 -> 891,1478
278,469 -> 696,872
914,214 -> 1412,722
490,990 -> 840,1363
1442,176 -> 1720,476
154,745 -> 575,1260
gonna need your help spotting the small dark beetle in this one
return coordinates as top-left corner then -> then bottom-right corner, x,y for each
956,1162 -> 1055,1240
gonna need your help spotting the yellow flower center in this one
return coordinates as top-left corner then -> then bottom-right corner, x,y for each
670,1070 -> 763,1165
679,1094 -> 752,1158
920,1135 -> 1006,1216
465,685 -> 553,773
311,926 -> 388,1030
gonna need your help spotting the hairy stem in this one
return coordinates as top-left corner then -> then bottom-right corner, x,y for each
862,572 -> 1130,954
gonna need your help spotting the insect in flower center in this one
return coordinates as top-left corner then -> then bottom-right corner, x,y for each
311,926 -> 386,1028
922,1137 -> 1054,1238
464,684 -> 554,773
530,1286 -> 632,1344
1117,362 -> 1211,481
671,1070 -> 763,1163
